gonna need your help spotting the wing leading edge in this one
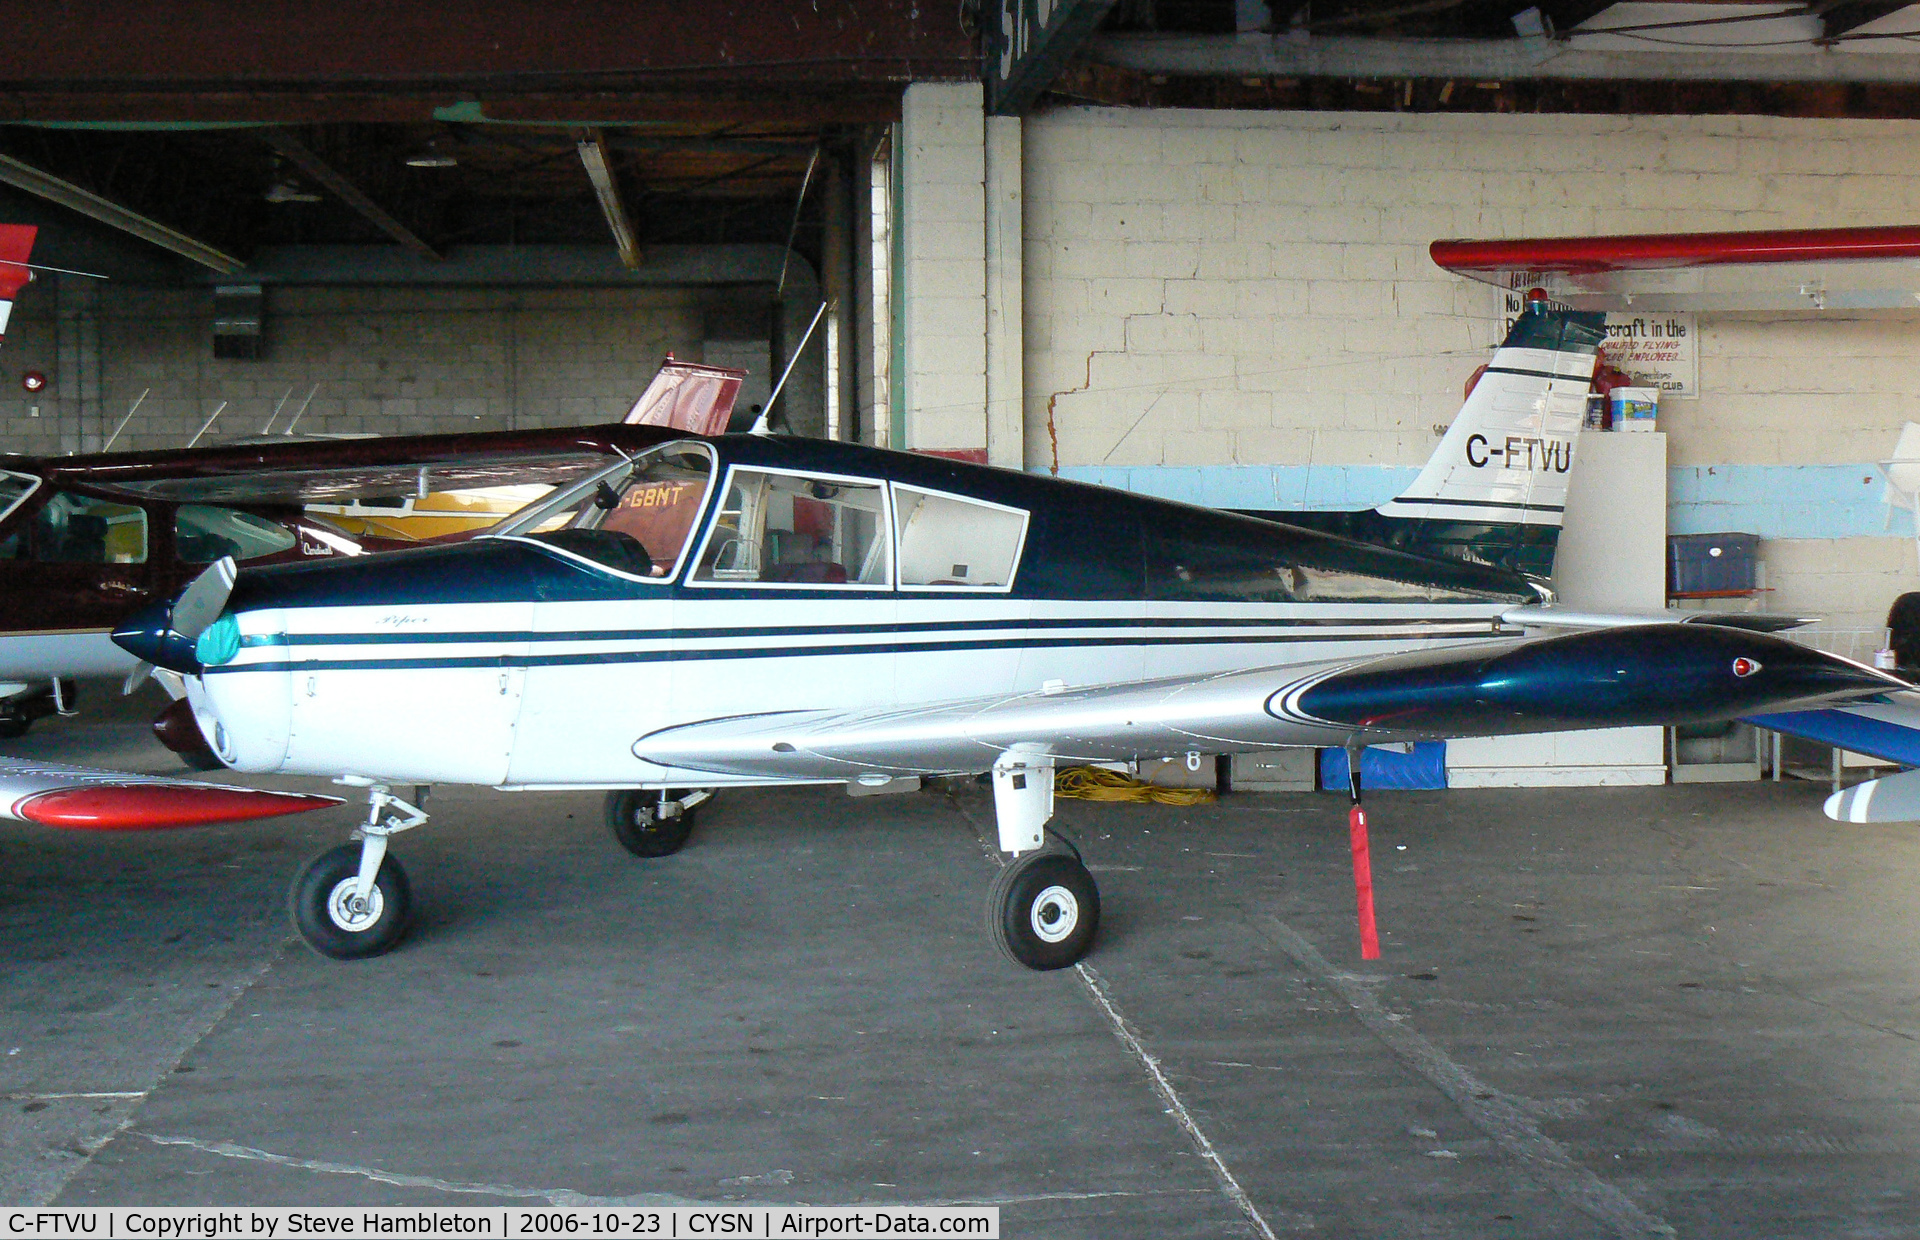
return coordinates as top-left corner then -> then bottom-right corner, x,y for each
635,624 -> 1899,781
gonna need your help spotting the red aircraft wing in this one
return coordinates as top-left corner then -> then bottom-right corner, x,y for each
0,756 -> 341,830
1431,223 -> 1920,313
0,224 -> 35,340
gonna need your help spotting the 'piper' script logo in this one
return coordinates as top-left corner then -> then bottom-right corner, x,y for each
1466,434 -> 1572,473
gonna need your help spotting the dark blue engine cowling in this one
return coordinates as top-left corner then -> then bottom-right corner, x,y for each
1290,624 -> 1898,736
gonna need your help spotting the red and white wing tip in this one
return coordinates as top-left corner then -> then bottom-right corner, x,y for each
0,224 -> 36,342
0,757 -> 341,830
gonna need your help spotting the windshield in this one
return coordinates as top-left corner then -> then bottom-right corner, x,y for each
0,472 -> 39,527
486,442 -> 717,580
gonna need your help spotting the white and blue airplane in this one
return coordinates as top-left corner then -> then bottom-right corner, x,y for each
14,296 -> 1894,970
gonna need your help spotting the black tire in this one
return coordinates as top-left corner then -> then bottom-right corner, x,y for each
0,715 -> 27,740
989,852 -> 1100,971
290,842 -> 412,960
605,789 -> 700,858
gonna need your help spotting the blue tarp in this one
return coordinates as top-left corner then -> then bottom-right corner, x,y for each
1318,742 -> 1448,791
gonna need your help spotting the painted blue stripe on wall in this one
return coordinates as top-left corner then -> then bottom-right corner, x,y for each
1047,463 -> 1913,541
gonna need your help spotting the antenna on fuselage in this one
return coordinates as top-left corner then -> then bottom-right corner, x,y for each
259,386 -> 294,435
280,384 -> 319,435
100,388 -> 148,453
751,298 -> 830,435
185,401 -> 228,448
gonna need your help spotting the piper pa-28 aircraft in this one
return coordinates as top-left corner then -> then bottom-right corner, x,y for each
6,294 -> 1873,971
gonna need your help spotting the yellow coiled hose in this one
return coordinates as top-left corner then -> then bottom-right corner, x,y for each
1053,765 -> 1216,806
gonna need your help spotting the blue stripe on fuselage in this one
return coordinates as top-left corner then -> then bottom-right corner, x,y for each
235,613 -> 1500,649
208,624 -> 1507,675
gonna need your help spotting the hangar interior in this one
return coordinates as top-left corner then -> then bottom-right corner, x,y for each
11,0 -> 1920,1233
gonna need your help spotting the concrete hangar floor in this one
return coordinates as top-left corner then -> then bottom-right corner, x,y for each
3,687 -> 1918,1236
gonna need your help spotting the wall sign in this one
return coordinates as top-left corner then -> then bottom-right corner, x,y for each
983,0 -> 1118,116
1500,283 -> 1698,398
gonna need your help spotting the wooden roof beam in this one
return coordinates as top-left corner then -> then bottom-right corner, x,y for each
0,150 -> 242,272
261,128 -> 441,261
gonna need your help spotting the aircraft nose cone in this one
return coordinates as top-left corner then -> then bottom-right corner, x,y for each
110,599 -> 201,674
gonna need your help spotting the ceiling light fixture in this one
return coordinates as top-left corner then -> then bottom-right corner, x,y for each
263,180 -> 321,203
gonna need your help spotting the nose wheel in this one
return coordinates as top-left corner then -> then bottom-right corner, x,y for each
291,842 -> 412,959
291,781 -> 427,960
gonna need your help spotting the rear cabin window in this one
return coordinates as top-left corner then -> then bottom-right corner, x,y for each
693,468 -> 889,587
1145,523 -> 1497,604
175,505 -> 298,563
892,484 -> 1027,590
1,490 -> 148,564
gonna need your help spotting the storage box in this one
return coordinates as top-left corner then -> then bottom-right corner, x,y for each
1668,532 -> 1759,595
1229,749 -> 1317,792
1610,386 -> 1658,432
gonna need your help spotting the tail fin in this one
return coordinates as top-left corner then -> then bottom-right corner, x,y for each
1379,302 -> 1606,527
0,225 -> 36,342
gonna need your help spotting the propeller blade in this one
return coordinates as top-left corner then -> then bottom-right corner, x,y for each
121,660 -> 154,696
170,557 -> 237,640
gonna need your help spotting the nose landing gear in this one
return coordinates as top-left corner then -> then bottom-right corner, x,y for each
290,781 -> 426,959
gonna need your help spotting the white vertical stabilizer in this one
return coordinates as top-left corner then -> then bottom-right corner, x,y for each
1377,306 -> 1603,527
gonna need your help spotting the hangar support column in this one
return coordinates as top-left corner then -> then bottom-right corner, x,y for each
984,115 -> 1024,470
899,82 -> 990,462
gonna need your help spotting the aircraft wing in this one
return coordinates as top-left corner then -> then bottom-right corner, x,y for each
1431,223 -> 1920,313
1743,695 -> 1920,824
0,756 -> 341,829
636,623 -> 1898,781
43,422 -> 681,507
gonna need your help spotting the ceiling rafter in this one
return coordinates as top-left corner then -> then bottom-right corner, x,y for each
260,128 -> 442,260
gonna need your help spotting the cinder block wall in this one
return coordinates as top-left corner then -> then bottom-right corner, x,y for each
0,284 -> 716,455
1023,106 -> 1920,634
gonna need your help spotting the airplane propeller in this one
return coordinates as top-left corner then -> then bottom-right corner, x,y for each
115,556 -> 238,686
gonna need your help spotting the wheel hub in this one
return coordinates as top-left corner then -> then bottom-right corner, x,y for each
1030,884 -> 1080,943
326,877 -> 384,932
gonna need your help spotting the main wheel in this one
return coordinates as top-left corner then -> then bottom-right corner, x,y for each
605,789 -> 704,858
290,843 -> 412,960
989,852 -> 1100,971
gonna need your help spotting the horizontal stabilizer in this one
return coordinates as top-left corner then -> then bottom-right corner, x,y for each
1503,605 -> 1819,634
0,757 -> 341,830
1749,698 -> 1920,769
1827,767 -> 1920,824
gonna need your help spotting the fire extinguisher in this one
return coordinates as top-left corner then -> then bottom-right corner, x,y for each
1588,347 -> 1632,429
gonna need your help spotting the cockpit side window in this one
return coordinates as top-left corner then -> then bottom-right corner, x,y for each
2,489 -> 149,565
175,505 -> 298,563
691,467 -> 890,588
492,443 -> 717,581
892,484 -> 1027,591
